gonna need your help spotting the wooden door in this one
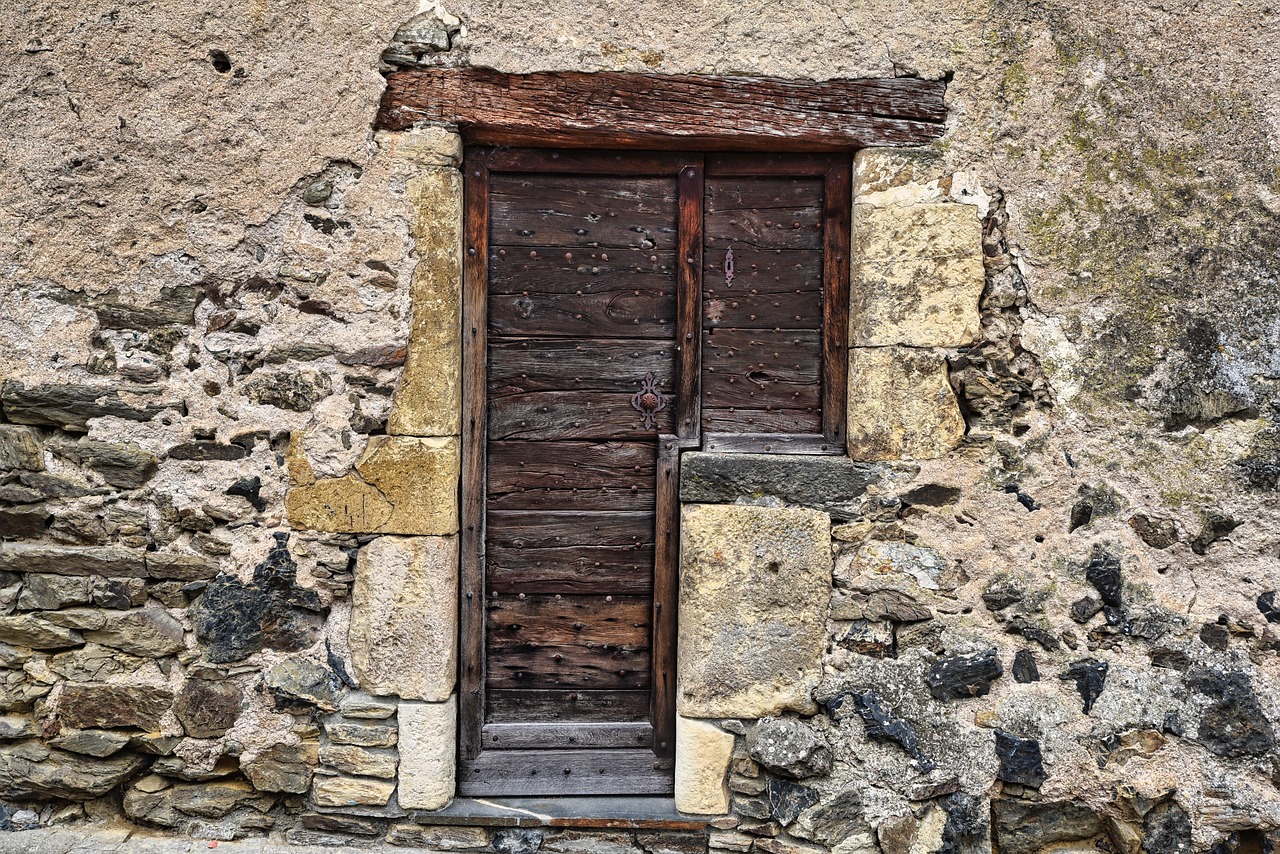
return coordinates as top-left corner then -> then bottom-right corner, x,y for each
459,151 -> 700,796
458,150 -> 849,797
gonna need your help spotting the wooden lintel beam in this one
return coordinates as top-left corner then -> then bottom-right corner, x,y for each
376,68 -> 947,150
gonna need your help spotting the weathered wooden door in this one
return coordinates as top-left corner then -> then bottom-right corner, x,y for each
459,150 -> 849,797
459,151 -> 699,795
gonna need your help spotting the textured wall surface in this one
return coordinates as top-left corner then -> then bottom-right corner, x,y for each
1,0 -> 1278,850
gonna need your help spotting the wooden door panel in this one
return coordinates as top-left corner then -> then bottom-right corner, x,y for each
702,329 -> 822,407
488,595 -> 651,647
487,440 -> 656,512
703,290 -> 823,329
486,510 -> 654,595
702,406 -> 822,434
486,689 -> 651,723
488,288 -> 676,338
490,175 -> 679,249
488,390 -> 674,440
490,247 -> 676,293
487,646 -> 650,690
704,176 -> 824,249
702,248 -> 822,293
482,722 -> 653,750
488,339 -> 677,396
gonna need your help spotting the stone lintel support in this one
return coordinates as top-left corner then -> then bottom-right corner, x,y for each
846,346 -> 965,461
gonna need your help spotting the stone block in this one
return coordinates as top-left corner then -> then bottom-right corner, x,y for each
350,535 -> 457,701
174,678 -> 244,738
674,716 -> 734,815
0,425 -> 43,471
311,775 -> 396,808
678,504 -> 830,718
0,381 -> 173,431
0,614 -> 83,649
850,255 -> 984,348
679,453 -> 888,518
384,126 -> 463,168
390,167 -> 463,437
16,574 -> 91,611
397,695 -> 455,810
846,347 -> 965,461
59,683 -> 173,730
0,543 -> 147,577
77,439 -> 159,489
325,722 -> 398,748
83,607 -> 186,657
0,741 -> 149,801
319,744 -> 398,778
286,436 -> 459,535
852,204 -> 982,263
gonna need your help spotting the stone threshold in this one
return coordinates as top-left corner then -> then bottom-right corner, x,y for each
409,797 -> 709,830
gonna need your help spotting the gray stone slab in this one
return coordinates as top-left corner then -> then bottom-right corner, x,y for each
679,452 -> 899,518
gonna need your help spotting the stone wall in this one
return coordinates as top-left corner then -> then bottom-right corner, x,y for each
2,0 -> 1279,851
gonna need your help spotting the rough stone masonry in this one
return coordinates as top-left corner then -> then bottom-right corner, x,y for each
1,0 -> 1279,852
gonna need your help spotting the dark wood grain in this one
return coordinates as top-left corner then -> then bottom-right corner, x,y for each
488,594 -> 651,648
487,644 -> 650,690
459,153 -> 492,761
701,432 -> 842,454
704,289 -> 822,330
487,440 -> 656,512
489,247 -> 676,293
821,161 -> 852,450
486,689 -> 651,723
482,722 -> 654,750
488,390 -> 674,441
487,149 -> 698,175
490,175 -> 678,250
486,510 -> 654,595
702,406 -> 821,434
488,339 -> 677,398
704,177 -> 824,249
377,69 -> 948,151
487,287 -> 675,338
650,437 -> 679,758
675,163 -> 704,440
707,152 -> 851,176
702,248 -> 823,295
458,748 -> 674,797
701,329 -> 822,409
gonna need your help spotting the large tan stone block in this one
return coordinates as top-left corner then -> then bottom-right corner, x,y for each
674,716 -> 733,815
286,436 -> 459,534
357,436 -> 459,534
350,535 -> 457,701
678,504 -> 830,718
384,126 -> 463,169
853,204 -> 982,263
389,168 -> 462,437
846,347 -> 965,461
397,696 -> 456,810
850,255 -> 984,348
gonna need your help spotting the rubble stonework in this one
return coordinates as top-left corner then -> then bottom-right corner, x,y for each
1,0 -> 1279,850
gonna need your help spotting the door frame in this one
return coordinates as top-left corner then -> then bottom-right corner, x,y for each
458,149 -> 701,795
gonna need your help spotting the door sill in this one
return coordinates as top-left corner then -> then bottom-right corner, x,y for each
407,796 -> 709,830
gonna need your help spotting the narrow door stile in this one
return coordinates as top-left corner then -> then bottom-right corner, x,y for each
821,159 -> 852,450
650,435 -> 682,759
459,154 -> 492,761
676,161 -> 705,441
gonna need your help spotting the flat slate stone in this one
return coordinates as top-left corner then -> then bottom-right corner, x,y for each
679,453 -> 891,518
0,381 -> 173,431
0,543 -> 148,577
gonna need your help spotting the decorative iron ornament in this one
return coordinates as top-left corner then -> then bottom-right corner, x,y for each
630,372 -> 669,430
724,245 -> 735,288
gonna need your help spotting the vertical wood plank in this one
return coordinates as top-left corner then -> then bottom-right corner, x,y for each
459,151 -> 491,761
676,162 -> 704,441
650,435 -> 680,758
821,160 -> 852,451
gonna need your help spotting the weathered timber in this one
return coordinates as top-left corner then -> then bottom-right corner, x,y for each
482,722 -> 654,750
704,176 -> 824,249
486,510 -> 655,595
701,329 -> 822,409
486,689 -> 651,723
489,247 -> 676,293
486,644 -> 651,690
486,440 -> 656,512
704,248 -> 823,294
488,390 -> 675,440
702,407 -> 820,435
650,437 -> 680,757
488,289 -> 675,338
457,749 -> 673,797
377,69 -> 947,150
487,594 -> 651,648
675,163 -> 705,440
490,174 -> 678,249
488,339 -> 676,397
820,161 -> 851,447
704,289 -> 822,329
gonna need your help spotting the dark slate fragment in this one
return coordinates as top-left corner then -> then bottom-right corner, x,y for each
0,508 -> 48,540
1012,649 -> 1040,683
169,442 -> 250,462
1061,659 -> 1109,714
679,452 -> 890,518
1068,500 -> 1093,532
226,475 -> 266,511
1149,647 -> 1192,670
0,381 -> 173,431
1005,616 -> 1061,652
940,792 -> 989,854
732,795 -> 771,820
829,690 -> 934,771
1190,512 -> 1240,555
981,574 -> 1025,611
1070,595 -> 1103,624
1141,802 -> 1193,854
766,776 -> 819,826
493,828 -> 543,854
1184,668 -> 1276,758
901,483 -> 961,507
1199,622 -> 1229,651
1128,513 -> 1179,549
928,649 -> 1003,700
1257,591 -> 1280,624
1003,483 -> 1040,511
174,677 -> 244,738
191,533 -> 325,663
994,731 -> 1047,788
1084,547 -> 1123,608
